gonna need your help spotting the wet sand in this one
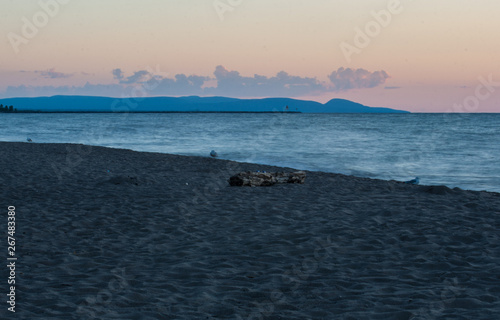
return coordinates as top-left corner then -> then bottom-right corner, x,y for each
1,142 -> 499,319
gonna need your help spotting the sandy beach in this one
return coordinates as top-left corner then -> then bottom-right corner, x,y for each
1,141 -> 499,319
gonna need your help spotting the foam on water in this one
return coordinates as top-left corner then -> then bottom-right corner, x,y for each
1,112 -> 499,192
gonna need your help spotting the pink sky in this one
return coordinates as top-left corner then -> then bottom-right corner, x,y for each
1,0 -> 499,112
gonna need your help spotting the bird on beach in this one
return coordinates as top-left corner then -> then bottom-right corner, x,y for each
210,150 -> 218,158
405,177 -> 420,185
26,138 -> 32,142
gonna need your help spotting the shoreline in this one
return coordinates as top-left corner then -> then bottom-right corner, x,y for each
3,140 -> 498,194
1,141 -> 499,318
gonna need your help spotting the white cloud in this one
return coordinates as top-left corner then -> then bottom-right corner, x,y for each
34,68 -> 73,79
328,67 -> 389,91
2,66 -> 390,98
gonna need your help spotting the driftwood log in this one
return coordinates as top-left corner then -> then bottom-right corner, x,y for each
228,171 -> 306,187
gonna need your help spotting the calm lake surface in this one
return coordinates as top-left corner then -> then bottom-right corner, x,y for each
1,113 -> 499,193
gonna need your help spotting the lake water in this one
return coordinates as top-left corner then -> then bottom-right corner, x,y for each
1,113 -> 499,193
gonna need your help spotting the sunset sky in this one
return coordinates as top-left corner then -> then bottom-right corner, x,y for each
1,0 -> 499,112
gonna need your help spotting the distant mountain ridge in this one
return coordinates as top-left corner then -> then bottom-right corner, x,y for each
0,95 -> 410,113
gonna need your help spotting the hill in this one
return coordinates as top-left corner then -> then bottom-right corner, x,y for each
0,95 -> 410,113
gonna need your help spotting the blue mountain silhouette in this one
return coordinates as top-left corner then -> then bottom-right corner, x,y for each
0,95 -> 409,113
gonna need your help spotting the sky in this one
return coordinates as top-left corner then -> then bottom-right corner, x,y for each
1,0 -> 500,112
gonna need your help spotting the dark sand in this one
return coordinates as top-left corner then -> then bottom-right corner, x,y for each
1,142 -> 499,319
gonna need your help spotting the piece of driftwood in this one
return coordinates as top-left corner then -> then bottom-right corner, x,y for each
228,171 -> 306,187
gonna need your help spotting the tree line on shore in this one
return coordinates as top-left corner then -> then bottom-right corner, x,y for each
0,104 -> 17,112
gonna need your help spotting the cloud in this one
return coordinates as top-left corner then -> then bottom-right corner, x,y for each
112,69 -> 152,84
384,86 -> 401,90
4,83 -> 126,98
121,70 -> 151,84
34,68 -> 73,79
2,66 -> 391,99
75,82 -> 131,96
206,65 -> 324,97
112,68 -> 124,81
4,85 -> 69,97
328,67 -> 389,91
150,74 -> 209,95
110,68 -> 208,95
